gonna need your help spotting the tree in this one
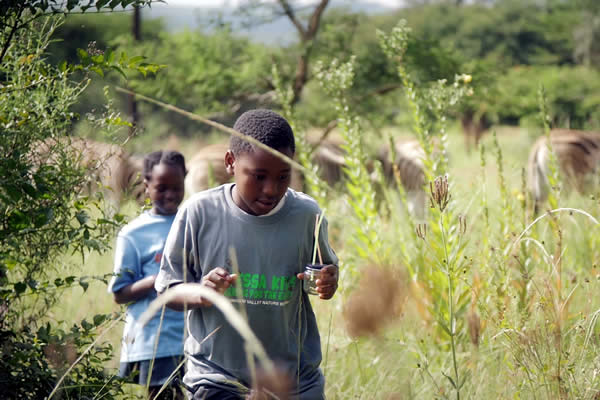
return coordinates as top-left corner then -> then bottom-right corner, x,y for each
237,0 -> 331,104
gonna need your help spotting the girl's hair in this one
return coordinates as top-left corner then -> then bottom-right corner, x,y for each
143,150 -> 187,181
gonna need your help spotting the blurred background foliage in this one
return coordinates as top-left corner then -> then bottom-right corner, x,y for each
47,0 -> 600,147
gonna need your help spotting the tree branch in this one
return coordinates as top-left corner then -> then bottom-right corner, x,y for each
0,7 -> 24,65
306,0 -> 329,38
310,119 -> 338,151
277,0 -> 306,39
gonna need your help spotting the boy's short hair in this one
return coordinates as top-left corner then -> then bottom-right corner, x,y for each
230,109 -> 295,156
143,150 -> 187,181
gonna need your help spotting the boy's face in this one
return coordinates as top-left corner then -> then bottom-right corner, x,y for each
225,146 -> 294,216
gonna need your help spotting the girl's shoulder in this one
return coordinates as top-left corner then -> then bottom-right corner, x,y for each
118,211 -> 173,237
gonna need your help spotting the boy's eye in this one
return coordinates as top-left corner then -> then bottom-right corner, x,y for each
279,174 -> 290,181
253,174 -> 266,181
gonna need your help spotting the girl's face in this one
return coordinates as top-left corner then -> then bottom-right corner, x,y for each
225,146 -> 293,216
145,163 -> 185,215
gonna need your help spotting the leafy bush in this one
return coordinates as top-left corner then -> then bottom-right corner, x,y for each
494,65 -> 600,129
1,2 -> 157,397
114,27 -> 278,136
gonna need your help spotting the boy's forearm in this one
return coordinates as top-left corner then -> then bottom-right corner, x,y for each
161,283 -> 208,311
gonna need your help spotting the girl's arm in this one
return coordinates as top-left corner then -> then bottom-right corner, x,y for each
113,275 -> 157,304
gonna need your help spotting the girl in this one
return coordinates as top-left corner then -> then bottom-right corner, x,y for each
108,150 -> 187,399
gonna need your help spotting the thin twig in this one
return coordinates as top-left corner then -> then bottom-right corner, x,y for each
114,87 -> 307,173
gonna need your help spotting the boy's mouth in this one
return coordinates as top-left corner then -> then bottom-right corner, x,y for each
255,198 -> 277,212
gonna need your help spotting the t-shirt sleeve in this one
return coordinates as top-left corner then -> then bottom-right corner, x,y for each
107,233 -> 140,293
155,206 -> 198,293
317,216 -> 338,266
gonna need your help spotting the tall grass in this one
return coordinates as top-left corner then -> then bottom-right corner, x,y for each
46,25 -> 600,400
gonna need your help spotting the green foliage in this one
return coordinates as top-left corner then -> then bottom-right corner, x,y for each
47,12 -> 164,65
493,65 -> 600,128
0,0 -> 154,14
0,314 -> 122,399
114,27 -> 276,136
399,0 -> 578,68
315,57 -> 383,265
271,64 -> 328,206
0,4 -> 160,397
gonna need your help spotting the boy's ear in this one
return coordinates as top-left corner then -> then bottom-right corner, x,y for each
143,179 -> 149,194
224,150 -> 235,176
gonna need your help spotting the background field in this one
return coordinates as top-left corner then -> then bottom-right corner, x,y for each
51,122 -> 600,399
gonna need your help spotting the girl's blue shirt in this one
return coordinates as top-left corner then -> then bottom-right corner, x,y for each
108,211 -> 185,362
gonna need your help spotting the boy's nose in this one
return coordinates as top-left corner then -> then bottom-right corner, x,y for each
263,179 -> 279,197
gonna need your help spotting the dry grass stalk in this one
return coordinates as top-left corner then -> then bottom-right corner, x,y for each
343,264 -> 406,338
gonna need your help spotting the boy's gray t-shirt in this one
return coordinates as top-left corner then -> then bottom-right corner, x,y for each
155,184 -> 338,397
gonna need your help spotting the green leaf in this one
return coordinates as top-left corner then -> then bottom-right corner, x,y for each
127,55 -> 145,66
112,65 -> 127,80
77,48 -> 89,63
91,54 -> 104,64
106,49 -> 115,64
437,317 -> 452,337
76,211 -> 89,225
93,314 -> 107,326
14,282 -> 27,295
66,0 -> 79,10
96,0 -> 111,10
442,371 -> 457,389
90,65 -> 104,77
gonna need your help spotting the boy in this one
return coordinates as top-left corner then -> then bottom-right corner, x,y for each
155,109 -> 339,399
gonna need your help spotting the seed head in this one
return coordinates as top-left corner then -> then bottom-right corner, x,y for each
467,310 -> 481,346
429,175 -> 450,212
86,41 -> 104,56
248,366 -> 292,400
343,264 -> 405,338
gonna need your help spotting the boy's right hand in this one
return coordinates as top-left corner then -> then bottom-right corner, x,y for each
200,267 -> 237,306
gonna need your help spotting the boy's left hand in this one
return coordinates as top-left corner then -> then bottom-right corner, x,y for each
297,264 -> 338,300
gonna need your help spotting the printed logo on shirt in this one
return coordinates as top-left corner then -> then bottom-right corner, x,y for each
154,252 -> 162,264
223,272 -> 296,305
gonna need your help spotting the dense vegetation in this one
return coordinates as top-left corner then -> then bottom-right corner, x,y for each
2,0 -> 600,398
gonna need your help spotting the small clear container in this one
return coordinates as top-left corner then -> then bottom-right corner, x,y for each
303,264 -> 324,295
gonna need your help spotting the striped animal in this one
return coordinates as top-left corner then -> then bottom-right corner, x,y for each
30,137 -> 145,212
184,142 -> 232,194
184,137 -> 430,219
527,129 -> 600,211
377,139 -> 427,219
